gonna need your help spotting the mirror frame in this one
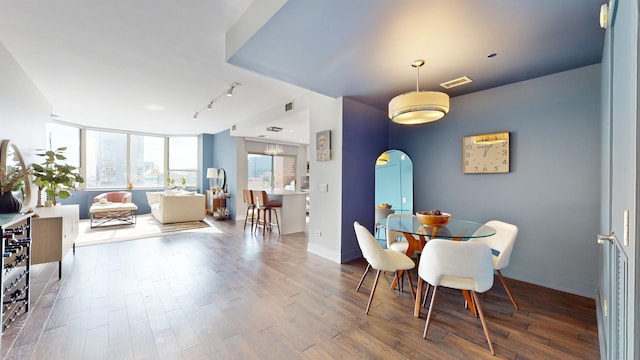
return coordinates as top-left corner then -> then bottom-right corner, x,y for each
217,168 -> 226,190
375,149 -> 413,215
0,139 -> 32,211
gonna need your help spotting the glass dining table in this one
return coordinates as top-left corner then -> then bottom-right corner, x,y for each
378,216 -> 496,317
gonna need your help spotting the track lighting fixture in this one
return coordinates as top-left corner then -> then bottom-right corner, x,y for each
192,82 -> 241,120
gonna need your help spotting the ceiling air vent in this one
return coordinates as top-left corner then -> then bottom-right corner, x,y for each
285,101 -> 294,112
231,124 -> 237,131
440,76 -> 473,89
266,126 -> 283,132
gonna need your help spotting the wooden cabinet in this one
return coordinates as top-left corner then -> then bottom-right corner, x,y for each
32,205 -> 79,279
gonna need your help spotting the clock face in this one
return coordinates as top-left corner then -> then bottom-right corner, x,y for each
462,132 -> 510,174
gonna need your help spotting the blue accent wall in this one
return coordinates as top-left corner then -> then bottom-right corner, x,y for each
212,129 -> 237,218
389,64 -> 601,296
341,97 -> 389,262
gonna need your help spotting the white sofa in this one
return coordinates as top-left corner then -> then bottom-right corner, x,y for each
146,191 -> 206,224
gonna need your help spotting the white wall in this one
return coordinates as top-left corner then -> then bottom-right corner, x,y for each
0,41 -> 50,208
305,95 -> 342,262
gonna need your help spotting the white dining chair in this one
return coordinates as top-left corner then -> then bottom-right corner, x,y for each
469,220 -> 519,310
353,221 -> 416,314
386,213 -> 416,254
374,207 -> 394,239
418,239 -> 495,355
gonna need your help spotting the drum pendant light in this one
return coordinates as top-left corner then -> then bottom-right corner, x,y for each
388,59 -> 450,125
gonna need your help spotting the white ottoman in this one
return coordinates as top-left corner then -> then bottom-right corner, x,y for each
89,202 -> 138,228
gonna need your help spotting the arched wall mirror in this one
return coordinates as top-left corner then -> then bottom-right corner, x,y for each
374,149 -> 413,245
0,139 -> 32,212
374,149 -> 413,222
217,168 -> 226,191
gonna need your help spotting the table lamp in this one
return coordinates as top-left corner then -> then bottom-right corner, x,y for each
206,168 -> 218,191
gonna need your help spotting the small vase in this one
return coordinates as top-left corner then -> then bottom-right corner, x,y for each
0,191 -> 22,214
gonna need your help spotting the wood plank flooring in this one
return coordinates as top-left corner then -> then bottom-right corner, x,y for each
2,218 -> 599,359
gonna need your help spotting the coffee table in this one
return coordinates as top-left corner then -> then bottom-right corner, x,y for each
89,202 -> 138,228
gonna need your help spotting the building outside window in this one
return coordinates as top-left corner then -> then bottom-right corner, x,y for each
86,130 -> 127,188
248,153 -> 296,191
130,134 -> 165,188
168,136 -> 198,187
45,123 -> 199,190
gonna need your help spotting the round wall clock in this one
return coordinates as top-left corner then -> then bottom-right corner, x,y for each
462,131 -> 510,174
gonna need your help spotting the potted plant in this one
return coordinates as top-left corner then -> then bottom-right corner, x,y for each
0,165 -> 31,213
31,147 -> 84,206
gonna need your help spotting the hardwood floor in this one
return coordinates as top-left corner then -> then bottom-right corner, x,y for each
2,218 -> 599,359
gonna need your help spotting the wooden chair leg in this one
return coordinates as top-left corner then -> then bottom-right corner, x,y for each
422,283 -> 431,307
357,263 -> 371,291
272,208 -> 281,233
263,208 -> 268,236
423,284 -> 438,338
497,269 -> 519,310
406,270 -> 416,301
366,270 -> 382,314
253,209 -> 262,234
248,206 -> 255,232
243,206 -> 253,230
471,291 -> 495,355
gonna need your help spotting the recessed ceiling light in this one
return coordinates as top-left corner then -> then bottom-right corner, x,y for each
145,104 -> 164,111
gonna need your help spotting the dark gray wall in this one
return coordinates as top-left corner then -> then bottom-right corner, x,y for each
341,97 -> 389,262
389,64 -> 601,297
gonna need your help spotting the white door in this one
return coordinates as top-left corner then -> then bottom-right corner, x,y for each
597,1 -> 638,359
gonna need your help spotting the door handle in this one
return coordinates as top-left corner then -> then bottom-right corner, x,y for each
597,232 -> 615,244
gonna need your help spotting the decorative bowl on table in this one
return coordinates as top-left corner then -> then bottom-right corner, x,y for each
416,210 -> 451,227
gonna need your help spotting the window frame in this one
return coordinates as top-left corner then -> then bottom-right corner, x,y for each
46,121 -> 200,190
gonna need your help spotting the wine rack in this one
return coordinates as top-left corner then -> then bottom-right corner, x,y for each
1,213 -> 33,336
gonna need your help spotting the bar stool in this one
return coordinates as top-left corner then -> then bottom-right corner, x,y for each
242,189 -> 256,231
254,190 -> 282,235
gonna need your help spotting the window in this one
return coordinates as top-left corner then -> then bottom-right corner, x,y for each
168,136 -> 198,187
45,123 -> 200,190
86,130 -> 127,188
45,123 -> 81,168
130,135 -> 165,188
248,153 -> 296,191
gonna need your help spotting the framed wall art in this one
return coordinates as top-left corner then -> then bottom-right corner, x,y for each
316,130 -> 331,161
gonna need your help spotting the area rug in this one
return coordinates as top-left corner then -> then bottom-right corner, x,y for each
76,214 -> 216,247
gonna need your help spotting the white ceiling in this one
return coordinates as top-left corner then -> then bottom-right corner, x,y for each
0,0 -> 311,141
0,0 -> 605,145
